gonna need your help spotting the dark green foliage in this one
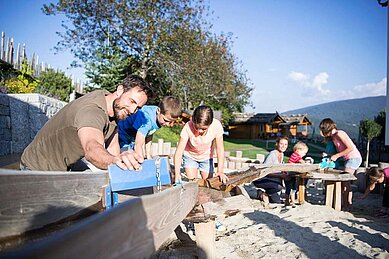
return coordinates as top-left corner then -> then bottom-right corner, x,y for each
374,110 -> 386,140
42,0 -> 252,118
360,118 -> 382,167
36,69 -> 74,102
360,119 -> 382,141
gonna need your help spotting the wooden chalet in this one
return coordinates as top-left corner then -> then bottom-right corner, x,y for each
228,112 -> 312,140
228,112 -> 285,139
280,114 -> 312,139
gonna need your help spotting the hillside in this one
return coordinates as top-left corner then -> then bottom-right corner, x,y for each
283,96 -> 386,139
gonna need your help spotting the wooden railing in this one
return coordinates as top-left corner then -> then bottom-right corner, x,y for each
150,139 -> 265,170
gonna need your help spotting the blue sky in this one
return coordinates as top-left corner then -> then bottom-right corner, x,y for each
1,0 -> 387,112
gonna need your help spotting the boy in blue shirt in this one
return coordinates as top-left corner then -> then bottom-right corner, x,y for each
118,96 -> 182,159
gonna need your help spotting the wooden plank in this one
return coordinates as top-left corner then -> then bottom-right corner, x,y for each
305,172 -> 356,181
225,156 -> 261,164
202,164 -> 319,191
195,220 -> 215,259
334,181 -> 342,211
0,169 -> 108,239
2,182 -> 198,259
298,177 -> 305,204
325,182 -> 334,209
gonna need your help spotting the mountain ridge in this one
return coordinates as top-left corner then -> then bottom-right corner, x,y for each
282,96 -> 386,139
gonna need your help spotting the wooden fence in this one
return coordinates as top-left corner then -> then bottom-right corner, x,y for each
150,139 -> 265,170
1,32 -> 84,93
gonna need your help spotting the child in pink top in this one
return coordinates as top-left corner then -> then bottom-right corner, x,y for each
319,118 -> 362,211
285,141 -> 309,207
174,105 -> 229,184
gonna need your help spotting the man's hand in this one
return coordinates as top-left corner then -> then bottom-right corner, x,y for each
114,150 -> 144,170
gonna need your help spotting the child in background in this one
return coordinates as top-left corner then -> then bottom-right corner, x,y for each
319,118 -> 362,211
253,137 -> 289,206
174,105 -> 229,184
118,96 -> 182,159
285,141 -> 309,207
360,167 -> 389,217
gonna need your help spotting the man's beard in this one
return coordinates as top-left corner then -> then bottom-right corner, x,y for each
113,98 -> 127,121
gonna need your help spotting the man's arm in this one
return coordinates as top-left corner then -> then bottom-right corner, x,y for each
106,130 -> 120,156
78,127 -> 143,170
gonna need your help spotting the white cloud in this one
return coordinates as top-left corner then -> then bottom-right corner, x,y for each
288,71 -> 309,84
287,70 -> 386,103
287,71 -> 331,98
349,78 -> 386,97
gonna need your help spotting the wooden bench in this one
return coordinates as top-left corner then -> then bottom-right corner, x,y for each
299,170 -> 356,211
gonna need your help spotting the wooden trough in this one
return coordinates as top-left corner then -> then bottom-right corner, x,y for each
0,161 -> 356,258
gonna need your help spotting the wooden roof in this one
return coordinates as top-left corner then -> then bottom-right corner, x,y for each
280,114 -> 312,125
230,112 -> 285,125
230,112 -> 312,126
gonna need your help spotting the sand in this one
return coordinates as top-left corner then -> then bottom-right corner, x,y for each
152,181 -> 389,259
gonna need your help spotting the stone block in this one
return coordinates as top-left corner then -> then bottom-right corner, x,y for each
0,104 -> 10,116
0,141 -> 11,156
0,94 -> 9,105
0,128 -> 12,141
0,116 -> 11,129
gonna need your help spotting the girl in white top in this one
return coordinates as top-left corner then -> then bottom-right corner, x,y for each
174,105 -> 229,184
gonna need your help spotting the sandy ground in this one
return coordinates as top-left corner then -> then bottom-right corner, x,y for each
152,180 -> 389,259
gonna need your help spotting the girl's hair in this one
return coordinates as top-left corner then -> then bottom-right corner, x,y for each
192,105 -> 213,126
293,141 -> 308,152
275,136 -> 289,148
319,118 -> 337,138
367,167 -> 384,184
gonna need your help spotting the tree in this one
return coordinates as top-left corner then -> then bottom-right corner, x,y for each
36,68 -> 73,102
359,119 -> 382,168
42,0 -> 252,116
374,110 -> 386,141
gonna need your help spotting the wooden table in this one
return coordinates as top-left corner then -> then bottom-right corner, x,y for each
299,169 -> 357,211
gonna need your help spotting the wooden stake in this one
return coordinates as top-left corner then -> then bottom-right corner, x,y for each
195,220 -> 215,259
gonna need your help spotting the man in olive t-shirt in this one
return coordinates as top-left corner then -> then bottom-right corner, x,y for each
21,75 -> 154,171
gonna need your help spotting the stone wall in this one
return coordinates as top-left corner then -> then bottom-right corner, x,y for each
0,94 -> 67,156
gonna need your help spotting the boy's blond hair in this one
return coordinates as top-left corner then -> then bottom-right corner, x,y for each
293,141 -> 308,152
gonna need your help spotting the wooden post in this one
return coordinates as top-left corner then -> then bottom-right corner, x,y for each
325,181 -> 334,209
228,161 -> 235,170
256,153 -> 265,163
158,138 -> 164,156
333,181 -> 342,211
5,37 -> 10,63
194,220 -> 215,259
163,142 -> 171,156
1,32 -> 4,60
151,143 -> 158,157
235,162 -> 242,169
298,177 -> 305,204
170,147 -> 176,157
